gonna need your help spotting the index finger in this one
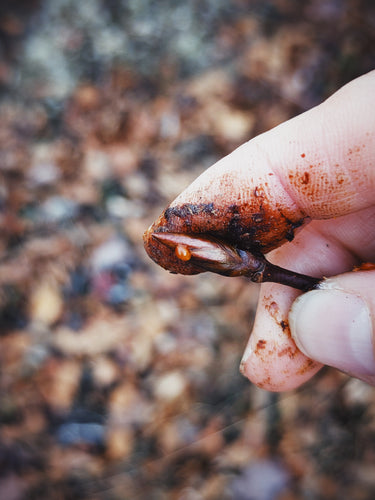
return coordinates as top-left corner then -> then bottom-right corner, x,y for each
144,71 -> 375,391
144,71 -> 375,275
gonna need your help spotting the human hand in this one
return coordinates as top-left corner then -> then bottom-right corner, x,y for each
144,70 -> 375,391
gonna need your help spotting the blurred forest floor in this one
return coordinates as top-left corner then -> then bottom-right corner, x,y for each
0,1 -> 375,499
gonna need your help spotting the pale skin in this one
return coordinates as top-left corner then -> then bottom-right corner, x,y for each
238,70 -> 375,390
146,71 -> 375,391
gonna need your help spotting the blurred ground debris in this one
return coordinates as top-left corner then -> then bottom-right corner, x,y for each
0,0 -> 375,499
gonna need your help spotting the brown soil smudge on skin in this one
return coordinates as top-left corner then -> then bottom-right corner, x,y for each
264,298 -> 293,337
297,357 -> 319,375
144,196 -> 307,275
300,172 -> 310,185
280,319 -> 292,339
257,376 -> 272,389
255,339 -> 267,352
278,345 -> 298,359
280,319 -> 289,331
264,298 -> 291,333
254,341 -> 277,363
264,300 -> 280,321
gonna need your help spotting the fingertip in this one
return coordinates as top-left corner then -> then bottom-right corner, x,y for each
240,283 -> 322,391
240,335 -> 321,392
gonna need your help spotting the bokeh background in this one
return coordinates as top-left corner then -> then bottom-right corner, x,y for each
1,1 -> 375,499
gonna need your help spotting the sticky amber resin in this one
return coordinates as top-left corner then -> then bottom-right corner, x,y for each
175,244 -> 191,261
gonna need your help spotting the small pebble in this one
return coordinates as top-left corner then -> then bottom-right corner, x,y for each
154,370 -> 188,401
57,422 -> 105,447
41,196 -> 78,223
30,281 -> 63,326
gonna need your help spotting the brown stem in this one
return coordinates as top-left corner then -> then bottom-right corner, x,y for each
255,260 -> 321,292
151,232 -> 322,292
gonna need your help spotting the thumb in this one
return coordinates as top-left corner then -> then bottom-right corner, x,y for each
289,270 -> 375,384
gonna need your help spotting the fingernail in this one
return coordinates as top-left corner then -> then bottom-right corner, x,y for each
289,290 -> 375,377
